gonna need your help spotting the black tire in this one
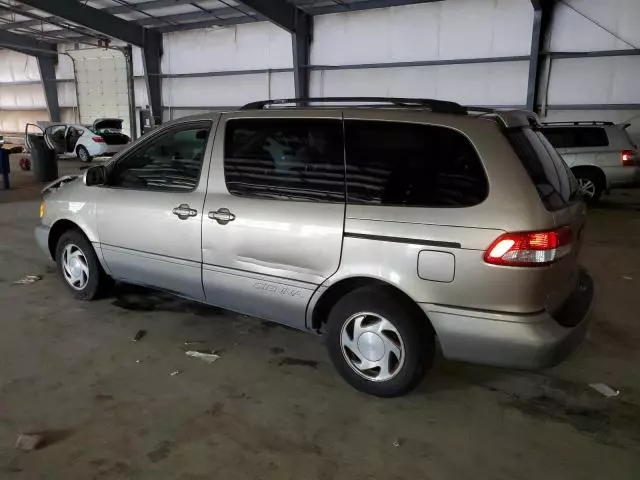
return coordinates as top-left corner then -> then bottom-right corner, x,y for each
55,229 -> 107,300
326,286 -> 434,397
77,145 -> 92,163
573,169 -> 604,204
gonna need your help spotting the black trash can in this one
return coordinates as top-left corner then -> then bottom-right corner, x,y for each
29,135 -> 58,182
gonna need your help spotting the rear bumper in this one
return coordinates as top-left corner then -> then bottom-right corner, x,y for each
421,269 -> 594,369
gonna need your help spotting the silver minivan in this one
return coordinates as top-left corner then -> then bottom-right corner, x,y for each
35,98 -> 594,397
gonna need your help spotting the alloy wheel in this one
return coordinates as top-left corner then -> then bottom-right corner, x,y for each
578,178 -> 596,199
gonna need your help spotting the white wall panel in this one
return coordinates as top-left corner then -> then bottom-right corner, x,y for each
0,110 -> 48,133
547,57 -> 640,105
311,62 -> 529,106
268,72 -> 295,100
134,78 -> 149,107
0,108 -> 77,133
550,0 -> 640,52
0,51 -> 40,83
163,71 -> 294,107
132,46 -> 144,76
0,84 -> 45,108
55,52 -> 76,80
57,82 -> 77,107
162,23 -> 293,75
312,0 -> 532,66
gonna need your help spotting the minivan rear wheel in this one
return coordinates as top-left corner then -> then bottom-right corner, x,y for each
326,287 -> 434,397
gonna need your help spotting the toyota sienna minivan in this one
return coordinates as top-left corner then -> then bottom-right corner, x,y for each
35,97 -> 594,397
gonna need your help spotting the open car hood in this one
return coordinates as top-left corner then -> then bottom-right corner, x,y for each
93,118 -> 123,130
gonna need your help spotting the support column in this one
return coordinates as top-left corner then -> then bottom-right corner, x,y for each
527,0 -> 555,113
37,55 -> 61,122
142,32 -> 163,126
292,12 -> 312,100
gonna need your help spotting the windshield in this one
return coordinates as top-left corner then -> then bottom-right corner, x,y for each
506,128 -> 580,211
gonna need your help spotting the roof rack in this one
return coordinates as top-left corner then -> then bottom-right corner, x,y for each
542,121 -> 614,126
240,97 -> 468,115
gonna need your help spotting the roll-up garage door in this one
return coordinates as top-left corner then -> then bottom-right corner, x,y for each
67,48 -> 132,137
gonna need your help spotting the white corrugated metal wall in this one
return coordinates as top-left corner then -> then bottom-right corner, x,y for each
0,49 -> 77,134
1,0 -> 640,141
543,0 -> 640,142
309,1 -> 532,105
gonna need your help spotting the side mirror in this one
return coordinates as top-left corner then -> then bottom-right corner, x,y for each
83,165 -> 107,186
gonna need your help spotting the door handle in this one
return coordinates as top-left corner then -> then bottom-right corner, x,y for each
208,208 -> 236,225
172,204 -> 197,220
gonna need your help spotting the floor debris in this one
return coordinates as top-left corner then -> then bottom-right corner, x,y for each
132,330 -> 147,342
391,439 -> 401,448
185,350 -> 220,363
589,383 -> 620,398
15,433 -> 45,451
13,275 -> 42,285
622,275 -> 633,281
170,370 -> 183,376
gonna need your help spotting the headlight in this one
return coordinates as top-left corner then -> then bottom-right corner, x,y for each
39,201 -> 45,219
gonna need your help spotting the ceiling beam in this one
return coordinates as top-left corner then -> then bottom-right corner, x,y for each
155,0 -> 443,34
0,29 -> 56,56
0,0 -> 202,31
235,0 -> 300,33
16,0 -> 158,47
135,9 -> 265,28
4,0 -> 445,40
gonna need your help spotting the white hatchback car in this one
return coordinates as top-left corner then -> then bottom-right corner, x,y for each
27,118 -> 131,163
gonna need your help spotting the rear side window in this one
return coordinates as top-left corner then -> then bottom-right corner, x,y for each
541,127 -> 609,149
344,121 -> 487,207
224,119 -> 345,202
506,128 -> 579,211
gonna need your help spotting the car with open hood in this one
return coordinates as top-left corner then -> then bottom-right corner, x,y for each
25,118 -> 131,163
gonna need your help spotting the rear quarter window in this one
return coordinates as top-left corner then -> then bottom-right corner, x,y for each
507,128 -> 579,211
344,120 -> 488,208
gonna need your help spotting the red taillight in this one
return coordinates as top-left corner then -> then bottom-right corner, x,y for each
621,150 -> 634,166
484,227 -> 572,267
92,136 -> 104,143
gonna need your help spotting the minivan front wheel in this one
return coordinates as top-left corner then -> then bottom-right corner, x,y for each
326,287 -> 434,397
55,230 -> 106,300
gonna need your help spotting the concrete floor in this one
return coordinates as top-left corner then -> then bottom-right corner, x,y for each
1,158 -> 639,479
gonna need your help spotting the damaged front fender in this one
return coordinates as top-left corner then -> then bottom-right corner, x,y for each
41,175 -> 79,195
